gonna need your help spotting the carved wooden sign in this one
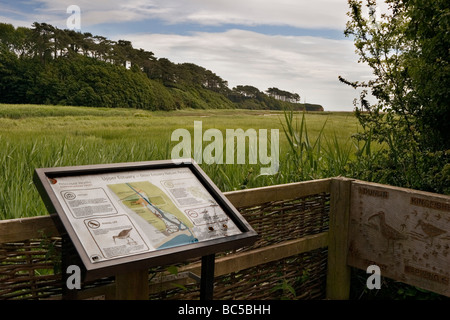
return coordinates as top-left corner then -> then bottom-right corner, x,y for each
348,180 -> 450,297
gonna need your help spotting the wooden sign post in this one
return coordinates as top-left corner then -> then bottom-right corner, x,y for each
34,159 -> 258,300
115,269 -> 149,300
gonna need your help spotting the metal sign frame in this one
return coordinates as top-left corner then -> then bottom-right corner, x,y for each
34,159 -> 258,282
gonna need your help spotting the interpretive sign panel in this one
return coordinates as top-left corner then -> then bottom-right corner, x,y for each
34,159 -> 257,280
348,180 -> 450,297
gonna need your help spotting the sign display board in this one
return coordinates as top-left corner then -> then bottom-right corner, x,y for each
348,180 -> 450,297
34,160 -> 257,280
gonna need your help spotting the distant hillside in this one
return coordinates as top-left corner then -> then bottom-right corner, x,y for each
0,22 -> 323,111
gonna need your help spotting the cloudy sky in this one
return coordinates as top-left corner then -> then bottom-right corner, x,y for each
0,0 -> 376,111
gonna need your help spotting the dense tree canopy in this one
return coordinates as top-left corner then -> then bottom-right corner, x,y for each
341,0 -> 449,193
0,22 -> 322,111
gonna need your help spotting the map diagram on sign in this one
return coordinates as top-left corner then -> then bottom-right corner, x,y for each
107,181 -> 198,250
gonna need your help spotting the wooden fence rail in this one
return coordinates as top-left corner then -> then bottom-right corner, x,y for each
1,177 -> 449,300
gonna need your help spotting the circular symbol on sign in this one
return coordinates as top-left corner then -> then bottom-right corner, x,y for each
186,210 -> 198,218
87,220 -> 100,229
63,192 -> 76,200
163,181 -> 174,188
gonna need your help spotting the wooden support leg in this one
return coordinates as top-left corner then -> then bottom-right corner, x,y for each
61,235 -> 83,300
200,254 -> 215,300
115,269 -> 149,300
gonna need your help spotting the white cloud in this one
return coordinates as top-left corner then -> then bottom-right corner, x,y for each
118,29 -> 373,111
0,15 -> 32,28
154,0 -> 349,29
24,0 -> 349,30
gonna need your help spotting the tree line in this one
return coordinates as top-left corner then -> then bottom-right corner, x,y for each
229,85 -> 321,111
0,22 -> 322,111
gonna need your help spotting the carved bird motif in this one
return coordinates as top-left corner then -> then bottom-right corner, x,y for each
415,220 -> 446,245
368,211 -> 408,253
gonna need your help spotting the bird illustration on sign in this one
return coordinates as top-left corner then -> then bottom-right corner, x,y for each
113,228 -> 137,245
415,220 -> 446,245
368,211 -> 408,253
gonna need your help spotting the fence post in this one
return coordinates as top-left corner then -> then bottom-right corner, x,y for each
326,177 -> 352,299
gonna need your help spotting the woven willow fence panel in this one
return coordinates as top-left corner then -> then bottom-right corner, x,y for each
0,192 -> 330,300
239,194 -> 330,249
152,247 -> 328,300
0,238 -> 63,299
149,193 -> 330,300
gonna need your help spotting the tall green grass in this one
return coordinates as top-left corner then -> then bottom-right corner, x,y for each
0,104 -> 364,219
0,137 -> 171,219
280,109 -> 381,181
0,135 -> 291,219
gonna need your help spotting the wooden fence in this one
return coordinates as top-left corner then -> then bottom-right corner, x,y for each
0,177 -> 449,300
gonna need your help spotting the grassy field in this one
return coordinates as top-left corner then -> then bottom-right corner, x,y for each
0,103 -> 362,219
